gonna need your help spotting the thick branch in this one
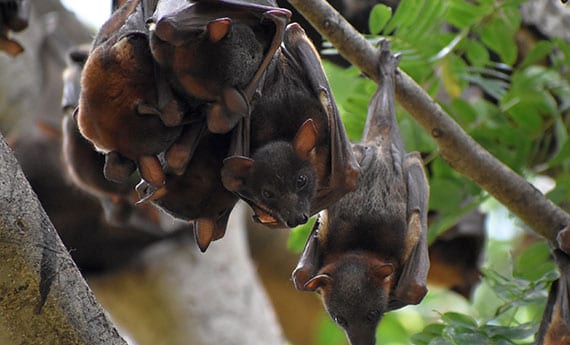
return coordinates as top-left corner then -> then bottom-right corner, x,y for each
0,133 -> 127,345
287,0 -> 570,244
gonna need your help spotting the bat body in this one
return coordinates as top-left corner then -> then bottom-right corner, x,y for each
0,0 -> 30,56
61,44 -> 166,229
77,0 -> 183,196
145,130 -> 239,252
292,41 -> 429,345
222,23 -> 359,228
536,249 -> 570,345
149,0 -> 291,134
427,210 -> 485,298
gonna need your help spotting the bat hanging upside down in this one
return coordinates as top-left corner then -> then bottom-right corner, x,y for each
292,40 -> 430,345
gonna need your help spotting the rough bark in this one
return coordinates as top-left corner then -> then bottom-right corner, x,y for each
286,0 -> 570,245
0,133 -> 128,345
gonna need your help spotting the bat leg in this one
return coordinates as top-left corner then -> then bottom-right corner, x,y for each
165,122 -> 207,175
390,152 -> 429,309
292,211 -> 326,291
104,151 -> 137,183
156,71 -> 185,127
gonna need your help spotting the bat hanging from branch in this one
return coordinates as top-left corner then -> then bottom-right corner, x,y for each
221,23 -> 359,229
292,41 -> 430,345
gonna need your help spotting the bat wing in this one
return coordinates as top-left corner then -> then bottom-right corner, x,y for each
291,211 -> 326,290
390,152 -> 429,310
282,23 -> 359,214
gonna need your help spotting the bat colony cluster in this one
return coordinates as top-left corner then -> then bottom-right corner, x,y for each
62,0 -> 429,344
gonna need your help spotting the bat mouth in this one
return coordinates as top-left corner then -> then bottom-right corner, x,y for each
243,200 -> 282,227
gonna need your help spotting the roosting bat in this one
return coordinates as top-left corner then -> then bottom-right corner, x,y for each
535,248 -> 570,345
77,0 -> 185,199
62,44 -> 168,230
292,41 -> 429,345
0,0 -> 30,56
221,23 -> 359,228
427,210 -> 485,298
148,0 -> 291,134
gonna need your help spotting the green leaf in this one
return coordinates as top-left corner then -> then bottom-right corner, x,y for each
515,241 -> 555,280
465,39 -> 490,67
287,217 -> 315,253
369,4 -> 392,35
441,312 -> 478,329
519,41 -> 554,69
481,18 -> 517,65
383,0 -> 422,34
446,0 -> 485,29
429,178 -> 467,212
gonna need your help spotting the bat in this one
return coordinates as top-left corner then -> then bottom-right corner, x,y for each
221,23 -> 359,229
427,210 -> 485,298
61,44 -> 169,230
291,41 -> 429,345
148,0 -> 291,134
76,0 -> 185,201
0,0 -> 30,56
535,248 -> 570,345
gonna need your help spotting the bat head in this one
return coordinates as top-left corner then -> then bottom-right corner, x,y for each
304,253 -> 395,345
222,119 -> 318,228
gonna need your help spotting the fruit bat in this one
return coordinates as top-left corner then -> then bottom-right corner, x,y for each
148,0 -> 291,135
221,23 -> 359,228
535,248 -> 570,345
0,0 -> 30,56
427,210 -> 485,298
61,44 -> 167,230
291,41 -> 429,345
76,0 -> 185,200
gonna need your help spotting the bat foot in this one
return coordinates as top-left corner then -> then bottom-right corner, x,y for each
104,151 -> 137,183
557,226 -> 570,254
377,39 -> 401,76
165,123 -> 206,175
261,9 -> 292,26
159,100 -> 185,127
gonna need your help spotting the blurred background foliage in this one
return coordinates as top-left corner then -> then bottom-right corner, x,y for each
288,0 -> 570,343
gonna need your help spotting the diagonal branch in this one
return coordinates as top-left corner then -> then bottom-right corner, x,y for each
286,0 -> 570,246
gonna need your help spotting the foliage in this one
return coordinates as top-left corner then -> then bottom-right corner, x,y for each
290,0 -> 570,343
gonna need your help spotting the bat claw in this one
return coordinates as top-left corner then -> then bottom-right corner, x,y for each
135,180 -> 167,205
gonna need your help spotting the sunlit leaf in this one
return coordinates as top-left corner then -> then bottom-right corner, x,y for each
369,4 -> 392,34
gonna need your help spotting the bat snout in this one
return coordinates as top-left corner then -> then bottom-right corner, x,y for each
285,213 -> 309,228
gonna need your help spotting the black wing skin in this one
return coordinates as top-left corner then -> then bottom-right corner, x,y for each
292,211 -> 327,290
281,23 -> 359,214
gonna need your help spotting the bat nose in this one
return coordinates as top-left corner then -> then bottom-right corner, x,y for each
286,214 -> 309,228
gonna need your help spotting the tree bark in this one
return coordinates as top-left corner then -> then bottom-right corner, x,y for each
286,0 -> 570,245
0,133 -> 128,345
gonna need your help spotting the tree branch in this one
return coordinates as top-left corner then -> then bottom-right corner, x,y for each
286,0 -> 570,245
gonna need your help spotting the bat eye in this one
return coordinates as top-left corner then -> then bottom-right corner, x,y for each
261,189 -> 275,200
296,175 -> 307,189
366,310 -> 380,324
334,315 -> 348,327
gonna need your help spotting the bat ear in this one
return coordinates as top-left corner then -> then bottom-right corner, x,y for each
194,218 -> 215,252
221,156 -> 255,192
293,119 -> 318,160
207,18 -> 232,43
304,274 -> 333,292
